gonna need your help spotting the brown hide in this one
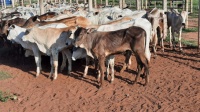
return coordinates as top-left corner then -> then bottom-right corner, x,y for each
23,16 -> 91,29
0,18 -> 27,35
37,12 -> 58,21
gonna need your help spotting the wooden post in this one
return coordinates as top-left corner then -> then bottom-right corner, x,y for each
94,0 -> 97,8
170,0 -> 172,8
185,0 -> 188,28
190,0 -> 193,13
12,0 -> 15,7
105,0 -> 108,6
40,0 -> 44,15
163,0 -> 167,11
198,0 -> 200,51
3,0 -> 6,8
155,1 -> 156,8
29,0 -> 31,5
119,0 -> 122,9
88,0 -> 93,11
145,0 -> 147,9
84,0 -> 86,3
69,0 -> 72,5
136,0 -> 141,10
76,0 -> 78,4
141,0 -> 143,9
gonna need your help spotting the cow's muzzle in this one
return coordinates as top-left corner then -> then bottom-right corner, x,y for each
182,23 -> 186,29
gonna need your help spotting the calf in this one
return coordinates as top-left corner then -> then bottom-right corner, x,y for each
165,9 -> 185,51
74,26 -> 150,88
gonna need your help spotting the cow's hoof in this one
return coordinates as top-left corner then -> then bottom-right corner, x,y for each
104,76 -> 108,80
161,49 -> 165,52
83,74 -> 87,77
110,80 -> 114,84
143,83 -> 147,86
180,48 -> 183,52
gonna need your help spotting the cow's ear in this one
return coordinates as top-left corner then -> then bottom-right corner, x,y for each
32,15 -> 38,22
87,28 -> 96,34
8,24 -> 15,30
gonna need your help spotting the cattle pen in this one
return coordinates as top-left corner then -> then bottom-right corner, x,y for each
0,0 -> 200,112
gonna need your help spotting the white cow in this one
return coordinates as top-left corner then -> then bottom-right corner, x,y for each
7,25 -> 42,77
22,26 -> 76,80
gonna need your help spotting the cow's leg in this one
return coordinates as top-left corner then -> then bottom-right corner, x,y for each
161,38 -> 165,52
109,55 -> 115,83
171,29 -> 176,50
49,56 -> 54,79
33,48 -> 41,77
169,27 -> 173,48
52,52 -> 59,80
138,53 -> 150,86
178,29 -> 183,51
105,57 -> 110,80
106,55 -> 115,83
134,55 -> 143,84
120,50 -> 132,74
98,56 -> 105,88
62,49 -> 72,75
83,56 -> 90,77
60,51 -> 66,72
153,33 -> 158,56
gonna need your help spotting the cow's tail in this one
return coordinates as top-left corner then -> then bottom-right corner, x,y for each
144,26 -> 151,63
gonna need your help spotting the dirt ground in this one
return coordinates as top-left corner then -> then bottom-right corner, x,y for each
0,18 -> 200,112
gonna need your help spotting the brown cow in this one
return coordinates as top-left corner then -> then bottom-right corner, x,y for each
22,16 -> 91,29
74,26 -> 150,88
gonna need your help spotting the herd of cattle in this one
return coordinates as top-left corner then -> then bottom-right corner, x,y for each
0,4 -> 189,88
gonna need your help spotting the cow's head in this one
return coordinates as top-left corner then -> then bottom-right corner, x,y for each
181,11 -> 190,29
2,20 -> 11,35
74,27 -> 96,48
7,24 -> 17,40
22,15 -> 39,28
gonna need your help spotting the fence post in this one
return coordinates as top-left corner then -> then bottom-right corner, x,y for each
198,0 -> 200,51
185,0 -> 188,28
190,0 -> 193,13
